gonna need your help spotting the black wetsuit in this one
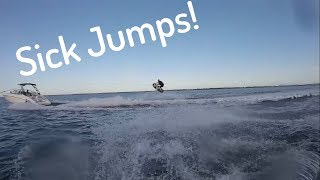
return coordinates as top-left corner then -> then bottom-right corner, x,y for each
158,80 -> 164,88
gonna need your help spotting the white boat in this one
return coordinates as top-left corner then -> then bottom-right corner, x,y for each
3,83 -> 51,106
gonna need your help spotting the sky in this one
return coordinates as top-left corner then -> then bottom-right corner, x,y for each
0,0 -> 319,95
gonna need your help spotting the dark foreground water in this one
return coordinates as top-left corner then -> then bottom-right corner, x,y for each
0,85 -> 319,180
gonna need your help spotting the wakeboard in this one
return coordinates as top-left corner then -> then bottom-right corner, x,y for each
153,83 -> 164,93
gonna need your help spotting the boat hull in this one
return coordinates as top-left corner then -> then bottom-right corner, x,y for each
3,94 -> 51,106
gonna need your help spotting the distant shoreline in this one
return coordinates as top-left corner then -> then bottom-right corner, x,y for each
46,83 -> 319,97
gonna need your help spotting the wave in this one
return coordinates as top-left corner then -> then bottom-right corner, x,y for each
215,89 -> 319,106
13,138 -> 89,180
6,88 -> 319,111
259,94 -> 317,104
7,88 -> 319,179
91,104 -> 319,179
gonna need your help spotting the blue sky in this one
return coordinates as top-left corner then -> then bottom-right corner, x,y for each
0,0 -> 319,95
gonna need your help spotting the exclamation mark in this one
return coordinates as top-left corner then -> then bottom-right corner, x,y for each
187,1 -> 199,30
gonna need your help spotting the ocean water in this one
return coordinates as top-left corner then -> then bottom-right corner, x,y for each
0,85 -> 319,180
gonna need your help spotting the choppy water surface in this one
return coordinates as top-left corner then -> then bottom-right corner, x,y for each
0,85 -> 319,180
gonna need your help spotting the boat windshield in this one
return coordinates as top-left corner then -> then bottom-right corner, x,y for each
10,89 -> 37,97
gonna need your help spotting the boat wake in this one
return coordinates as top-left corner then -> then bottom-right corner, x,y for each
7,88 -> 319,111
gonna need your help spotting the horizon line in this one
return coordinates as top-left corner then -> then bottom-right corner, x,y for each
46,83 -> 319,96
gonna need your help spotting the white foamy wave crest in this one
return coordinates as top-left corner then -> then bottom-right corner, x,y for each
92,106 -> 249,179
6,87 -> 319,110
61,96 -> 215,108
216,88 -> 319,105
65,96 -> 145,108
